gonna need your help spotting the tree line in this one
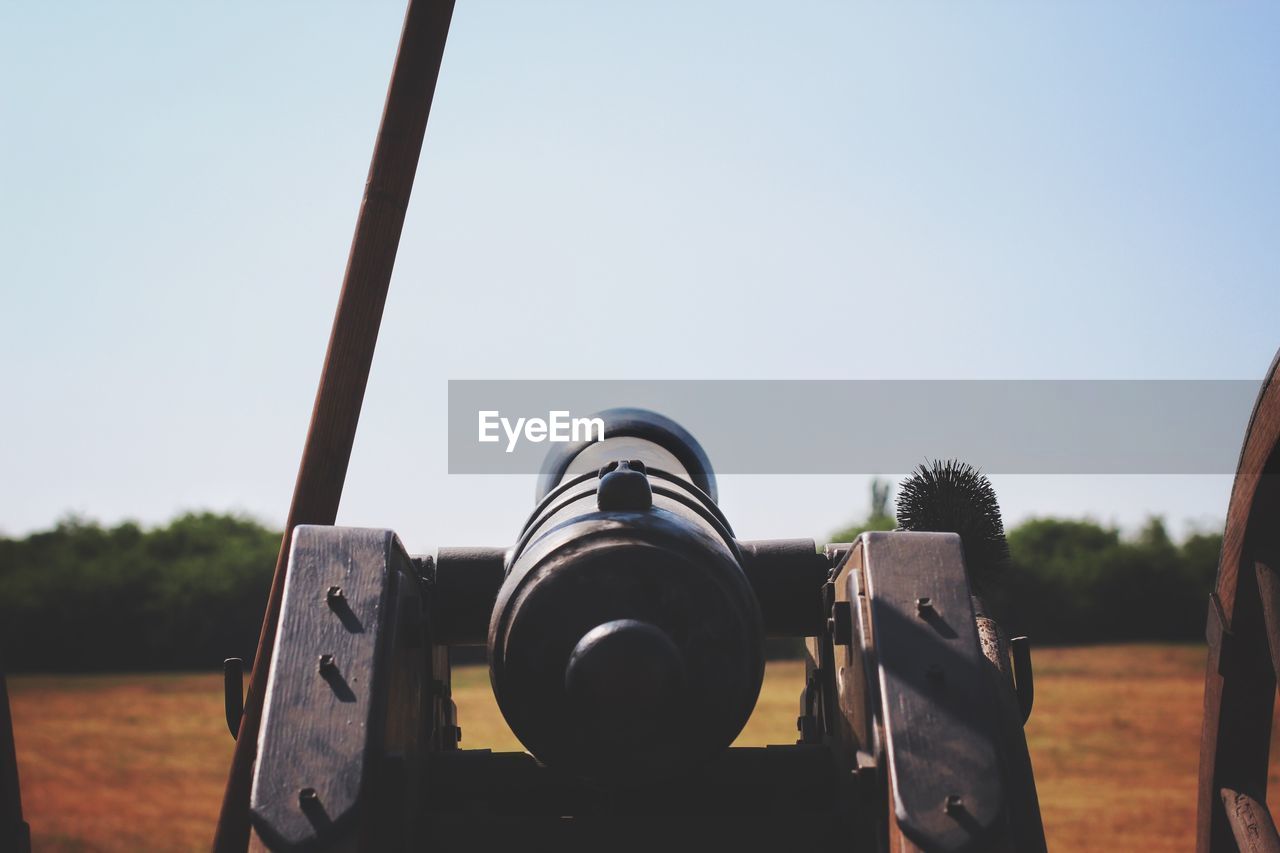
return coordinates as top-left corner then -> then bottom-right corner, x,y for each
0,513 -> 275,672
831,493 -> 1220,644
0,506 -> 1221,672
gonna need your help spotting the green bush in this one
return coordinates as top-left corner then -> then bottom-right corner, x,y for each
997,516 -> 1218,643
0,513 -> 276,672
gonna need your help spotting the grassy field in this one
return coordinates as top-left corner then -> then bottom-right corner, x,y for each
8,644 -> 1273,851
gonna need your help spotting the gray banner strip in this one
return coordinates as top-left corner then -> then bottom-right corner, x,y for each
447,380 -> 1260,475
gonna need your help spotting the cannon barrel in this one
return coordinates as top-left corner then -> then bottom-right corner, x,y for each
487,409 -> 765,783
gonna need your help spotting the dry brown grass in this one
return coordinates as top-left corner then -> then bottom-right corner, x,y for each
9,645 -> 1269,851
1026,645 -> 1207,851
9,673 -> 234,851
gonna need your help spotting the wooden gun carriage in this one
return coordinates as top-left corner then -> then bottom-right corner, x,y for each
239,409 -> 1046,851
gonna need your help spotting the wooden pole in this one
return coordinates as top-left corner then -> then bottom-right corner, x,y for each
212,2 -> 454,848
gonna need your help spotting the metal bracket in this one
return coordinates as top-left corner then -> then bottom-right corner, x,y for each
1010,637 -> 1034,724
797,672 -> 822,745
223,658 -> 244,739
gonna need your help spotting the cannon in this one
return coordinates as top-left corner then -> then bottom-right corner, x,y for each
195,5 -> 1050,849
241,408 -> 1046,851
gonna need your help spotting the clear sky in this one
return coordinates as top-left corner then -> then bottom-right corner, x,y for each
2,2 -> 1277,551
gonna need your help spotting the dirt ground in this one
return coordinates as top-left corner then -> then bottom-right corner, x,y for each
8,644 -> 1271,851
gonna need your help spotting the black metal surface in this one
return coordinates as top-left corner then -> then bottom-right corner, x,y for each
430,547 -> 505,645
423,744 -> 844,817
223,658 -> 244,739
738,538 -> 830,637
1011,636 -> 1034,723
490,419 -> 763,784
489,512 -> 763,783
535,407 -> 718,503
563,618 -> 685,744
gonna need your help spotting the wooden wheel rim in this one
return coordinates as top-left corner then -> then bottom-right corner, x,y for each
1197,348 -> 1280,852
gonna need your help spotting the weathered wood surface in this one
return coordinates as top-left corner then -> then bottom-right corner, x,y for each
1254,562 -> 1280,682
1221,788 -> 1280,853
250,527 -> 404,849
860,531 -> 1005,852
213,2 -> 455,849
1198,349 -> 1280,853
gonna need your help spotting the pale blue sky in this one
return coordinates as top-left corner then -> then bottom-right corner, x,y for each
2,2 -> 1276,549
